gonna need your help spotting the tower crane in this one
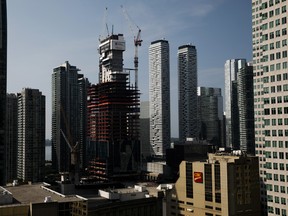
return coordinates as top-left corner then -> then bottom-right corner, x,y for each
60,129 -> 79,184
121,5 -> 143,88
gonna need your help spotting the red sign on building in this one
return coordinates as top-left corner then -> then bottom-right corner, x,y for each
194,172 -> 203,183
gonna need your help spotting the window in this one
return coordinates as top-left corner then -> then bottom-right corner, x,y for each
269,10 -> 274,17
275,196 -> 279,203
277,96 -> 282,103
282,28 -> 287,36
274,185 -> 279,192
277,85 -> 282,92
269,21 -> 274,28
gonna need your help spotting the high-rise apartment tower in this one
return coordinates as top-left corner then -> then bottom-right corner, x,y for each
149,39 -> 171,156
178,45 -> 198,142
252,0 -> 288,215
17,88 -> 45,182
51,61 -> 86,173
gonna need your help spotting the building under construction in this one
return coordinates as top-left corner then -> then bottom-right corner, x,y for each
87,34 -> 140,182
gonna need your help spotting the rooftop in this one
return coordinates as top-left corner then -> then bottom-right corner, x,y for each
4,183 -> 84,205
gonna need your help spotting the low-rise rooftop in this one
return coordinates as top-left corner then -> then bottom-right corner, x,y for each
3,183 -> 84,205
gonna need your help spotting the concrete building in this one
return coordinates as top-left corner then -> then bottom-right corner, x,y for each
0,180 -> 167,216
166,152 -> 261,216
149,39 -> 171,157
252,0 -> 288,215
86,34 -> 140,181
140,101 -> 151,160
17,88 -> 45,182
198,87 -> 224,147
0,183 -> 87,216
51,61 -> 86,174
178,45 -> 198,142
5,94 -> 18,183
0,0 -> 7,185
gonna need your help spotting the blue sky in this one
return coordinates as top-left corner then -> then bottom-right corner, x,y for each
7,0 -> 252,138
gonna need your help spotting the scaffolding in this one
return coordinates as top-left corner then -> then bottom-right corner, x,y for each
87,71 -> 140,181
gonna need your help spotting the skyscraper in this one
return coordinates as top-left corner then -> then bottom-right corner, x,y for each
17,88 -> 45,182
77,74 -> 89,169
149,39 -> 171,157
52,61 -> 86,173
178,44 -> 198,142
198,87 -> 223,146
252,0 -> 288,214
0,0 -> 7,185
6,94 -> 18,182
224,59 -> 247,149
86,34 -> 140,181
237,63 -> 255,155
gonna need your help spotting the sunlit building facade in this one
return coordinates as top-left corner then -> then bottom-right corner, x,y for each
252,0 -> 288,215
149,39 -> 171,156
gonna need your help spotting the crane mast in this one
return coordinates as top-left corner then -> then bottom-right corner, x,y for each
121,5 -> 142,88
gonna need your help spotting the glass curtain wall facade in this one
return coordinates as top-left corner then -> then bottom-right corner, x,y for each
198,87 -> 223,147
224,59 -> 246,149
